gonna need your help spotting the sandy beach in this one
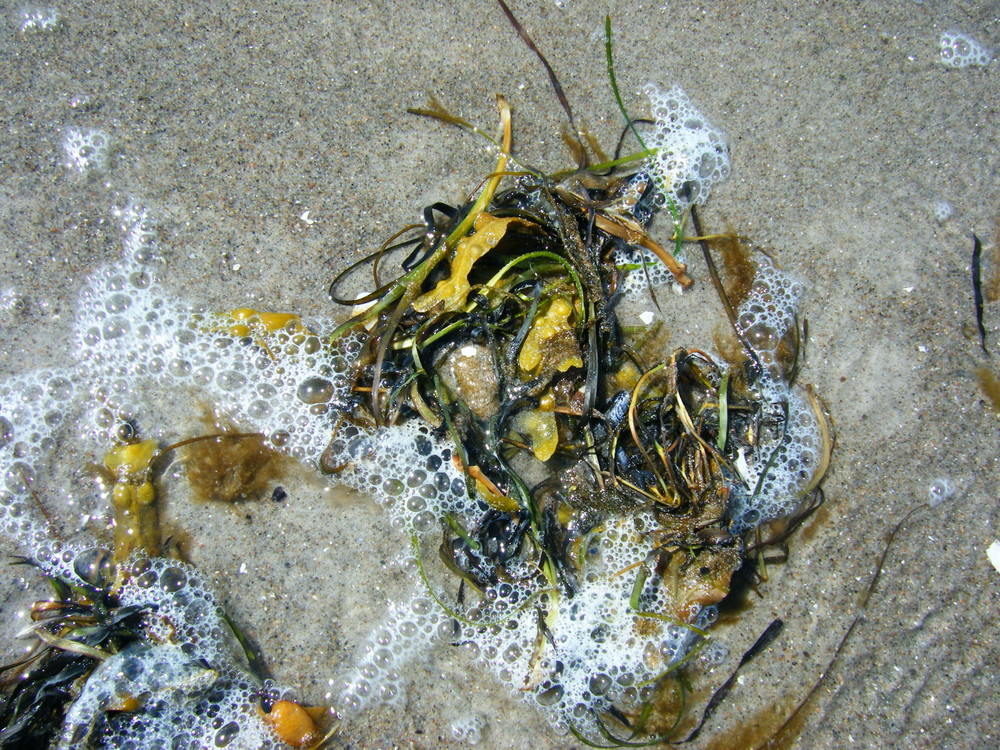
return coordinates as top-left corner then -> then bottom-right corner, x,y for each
0,1 -> 997,747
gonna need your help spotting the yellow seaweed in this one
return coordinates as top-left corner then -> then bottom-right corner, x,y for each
413,213 -> 527,313
103,438 -> 160,564
519,390 -> 559,461
518,296 -> 582,375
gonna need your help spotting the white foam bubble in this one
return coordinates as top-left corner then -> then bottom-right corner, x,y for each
16,5 -> 60,33
338,588 -> 442,714
736,255 -> 805,383
62,127 -> 111,175
931,199 -> 954,224
927,476 -> 956,506
449,713 -> 486,744
939,31 -> 993,69
643,85 -> 730,212
614,244 -> 681,299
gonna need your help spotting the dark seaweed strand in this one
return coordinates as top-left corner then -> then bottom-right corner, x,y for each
0,565 -> 146,748
496,0 -> 587,168
756,504 -> 928,750
681,618 -> 784,743
689,204 -> 763,377
972,233 -> 988,355
603,16 -> 685,260
604,16 -> 647,158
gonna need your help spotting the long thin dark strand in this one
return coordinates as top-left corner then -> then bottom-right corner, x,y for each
604,16 -> 647,153
972,233 -> 988,354
757,503 -> 928,749
689,203 -> 763,376
682,618 -> 784,743
496,0 -> 587,167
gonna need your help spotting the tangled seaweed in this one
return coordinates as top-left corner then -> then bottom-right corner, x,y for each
0,7 -> 832,748
322,17 -> 831,742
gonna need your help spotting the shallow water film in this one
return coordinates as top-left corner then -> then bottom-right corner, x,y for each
1,2 -> 997,748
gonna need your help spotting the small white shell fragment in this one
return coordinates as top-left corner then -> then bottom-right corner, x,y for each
988,540 -> 1000,574
734,446 -> 753,485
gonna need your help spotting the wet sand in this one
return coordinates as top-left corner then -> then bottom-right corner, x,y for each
0,1 -> 997,747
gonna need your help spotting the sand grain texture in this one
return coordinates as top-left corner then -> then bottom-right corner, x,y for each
0,1 -> 996,748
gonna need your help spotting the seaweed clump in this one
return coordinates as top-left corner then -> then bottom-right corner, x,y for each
0,550 -> 331,750
322,20 -> 831,742
0,555 -> 142,749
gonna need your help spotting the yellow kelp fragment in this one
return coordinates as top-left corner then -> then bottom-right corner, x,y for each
465,463 -> 520,513
218,309 -> 316,362
518,296 -> 582,375
226,309 -> 307,339
413,213 -> 526,313
103,438 -> 160,563
607,359 -> 642,394
519,390 -> 559,462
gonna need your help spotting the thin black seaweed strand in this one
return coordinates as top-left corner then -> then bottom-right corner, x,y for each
496,0 -> 587,169
755,503 -> 929,750
972,233 -> 988,355
681,618 -> 784,743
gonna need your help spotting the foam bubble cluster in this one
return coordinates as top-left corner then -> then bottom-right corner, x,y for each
736,256 -> 804,382
62,127 -> 111,175
450,511 -> 715,739
448,713 -> 485,745
614,244 -> 679,300
939,31 -> 993,69
17,5 -> 60,33
339,589 -> 446,713
0,368 -> 80,577
725,387 -> 822,530
643,84 -> 730,211
725,258 -> 822,528
931,199 -> 954,224
927,476 -> 957,507
610,85 -> 730,302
